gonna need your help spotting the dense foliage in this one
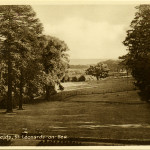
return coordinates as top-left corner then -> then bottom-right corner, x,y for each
0,5 -> 69,112
120,5 -> 150,101
101,60 -> 122,72
42,35 -> 69,100
86,63 -> 109,80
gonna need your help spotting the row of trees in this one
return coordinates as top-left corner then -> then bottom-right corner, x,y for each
120,5 -> 150,101
0,5 -> 69,112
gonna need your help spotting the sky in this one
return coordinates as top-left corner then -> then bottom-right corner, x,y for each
32,4 -> 137,59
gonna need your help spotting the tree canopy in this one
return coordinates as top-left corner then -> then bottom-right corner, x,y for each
42,35 -> 69,100
86,63 -> 109,80
120,5 -> 150,100
0,5 -> 69,112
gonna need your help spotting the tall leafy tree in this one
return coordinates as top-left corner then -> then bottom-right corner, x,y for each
0,5 -> 43,112
42,36 -> 69,100
121,5 -> 150,100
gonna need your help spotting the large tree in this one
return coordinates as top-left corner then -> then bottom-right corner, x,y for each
86,63 -> 109,80
42,35 -> 69,100
0,5 -> 43,112
121,5 -> 150,100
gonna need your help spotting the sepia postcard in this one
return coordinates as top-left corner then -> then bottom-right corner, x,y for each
0,0 -> 150,149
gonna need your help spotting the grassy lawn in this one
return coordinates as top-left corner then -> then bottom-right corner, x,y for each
1,77 -> 150,145
62,77 -> 136,94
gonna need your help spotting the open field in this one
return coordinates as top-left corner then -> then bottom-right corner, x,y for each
62,77 -> 136,93
1,77 -> 150,145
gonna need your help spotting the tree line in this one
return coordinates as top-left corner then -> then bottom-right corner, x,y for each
0,5 -> 69,112
120,5 -> 150,101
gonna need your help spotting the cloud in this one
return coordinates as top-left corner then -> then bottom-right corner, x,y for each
43,16 -> 128,59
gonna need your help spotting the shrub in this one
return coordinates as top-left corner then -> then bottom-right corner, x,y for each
78,75 -> 86,81
72,76 -> 78,82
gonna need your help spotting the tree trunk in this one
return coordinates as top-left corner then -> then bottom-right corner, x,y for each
45,85 -> 50,101
126,68 -> 129,77
45,69 -> 50,101
18,68 -> 23,110
6,53 -> 13,113
14,84 -> 19,107
96,76 -> 99,80
27,82 -> 34,101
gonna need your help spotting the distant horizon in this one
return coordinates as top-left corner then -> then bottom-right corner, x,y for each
70,58 -> 119,60
69,58 -> 119,65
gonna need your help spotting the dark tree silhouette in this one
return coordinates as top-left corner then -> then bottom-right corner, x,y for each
0,5 -> 43,112
121,5 -> 150,101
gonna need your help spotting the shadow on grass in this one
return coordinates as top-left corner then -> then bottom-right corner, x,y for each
0,112 -> 6,114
